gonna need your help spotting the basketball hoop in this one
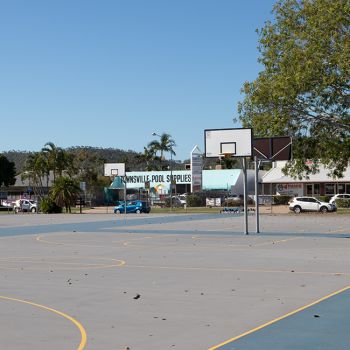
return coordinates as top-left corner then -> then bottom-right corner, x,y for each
104,163 -> 125,179
219,152 -> 234,160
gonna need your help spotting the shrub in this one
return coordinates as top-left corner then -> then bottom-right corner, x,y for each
186,194 -> 203,207
273,195 -> 292,205
316,196 -> 332,202
335,198 -> 350,208
223,199 -> 242,207
164,197 -> 182,207
40,197 -> 62,214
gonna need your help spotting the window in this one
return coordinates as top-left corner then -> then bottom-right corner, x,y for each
306,184 -> 313,195
338,184 -> 345,194
314,184 -> 320,195
325,184 -> 335,195
346,184 -> 350,193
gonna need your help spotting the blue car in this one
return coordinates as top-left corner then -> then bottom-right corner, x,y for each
114,200 -> 151,214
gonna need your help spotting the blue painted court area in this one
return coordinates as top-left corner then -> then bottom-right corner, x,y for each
0,214 -> 222,237
217,288 -> 350,350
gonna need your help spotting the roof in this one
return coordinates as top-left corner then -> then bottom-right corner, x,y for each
262,163 -> 350,183
13,171 -> 56,188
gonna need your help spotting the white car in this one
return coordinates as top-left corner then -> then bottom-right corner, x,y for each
1,200 -> 13,208
171,195 -> 186,207
289,196 -> 335,214
177,195 -> 187,205
329,194 -> 350,205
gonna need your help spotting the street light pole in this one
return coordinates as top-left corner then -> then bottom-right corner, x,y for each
170,146 -> 173,211
152,132 -> 174,211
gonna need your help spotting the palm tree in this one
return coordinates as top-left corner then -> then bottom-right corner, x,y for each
22,152 -> 49,198
136,147 -> 161,171
42,142 -> 68,180
50,176 -> 81,213
148,133 -> 176,160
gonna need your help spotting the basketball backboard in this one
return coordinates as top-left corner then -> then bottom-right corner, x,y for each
204,128 -> 253,158
253,136 -> 292,161
104,163 -> 125,177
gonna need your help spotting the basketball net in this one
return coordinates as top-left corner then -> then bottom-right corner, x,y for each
219,152 -> 234,160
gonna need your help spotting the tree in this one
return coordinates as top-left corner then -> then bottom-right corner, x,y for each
50,177 -> 81,213
42,142 -> 69,180
22,152 -> 49,198
218,157 -> 238,169
148,133 -> 176,170
238,0 -> 350,178
0,155 -> 16,187
136,147 -> 161,171
148,133 -> 176,160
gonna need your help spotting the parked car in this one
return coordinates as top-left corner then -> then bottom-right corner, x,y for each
1,200 -> 13,208
178,195 -> 187,205
329,194 -> 350,205
171,195 -> 187,207
225,194 -> 242,202
14,199 -> 37,213
114,200 -> 151,214
289,196 -> 336,214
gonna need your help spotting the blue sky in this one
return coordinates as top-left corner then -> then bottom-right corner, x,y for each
0,0 -> 275,160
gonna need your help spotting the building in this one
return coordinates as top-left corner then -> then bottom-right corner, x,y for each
4,161 -> 349,205
261,161 -> 350,196
111,169 -> 263,196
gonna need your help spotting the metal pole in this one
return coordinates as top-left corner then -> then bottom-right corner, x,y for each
254,156 -> 260,233
270,182 -> 273,214
243,157 -> 249,235
170,149 -> 173,211
124,179 -> 127,215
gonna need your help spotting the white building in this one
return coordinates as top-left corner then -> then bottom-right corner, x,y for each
261,161 -> 350,196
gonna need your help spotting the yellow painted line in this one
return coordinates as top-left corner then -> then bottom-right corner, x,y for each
329,228 -> 348,233
126,264 -> 350,276
0,295 -> 87,350
36,235 -> 64,245
0,256 -> 125,270
36,235 -> 109,248
37,234 -> 155,248
208,284 -> 350,350
122,237 -> 302,249
253,237 -> 302,247
228,237 -> 301,247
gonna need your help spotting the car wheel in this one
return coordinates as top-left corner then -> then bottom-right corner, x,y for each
14,207 -> 19,213
320,206 -> 328,213
136,209 -> 141,214
31,207 -> 36,213
115,210 -> 121,214
293,206 -> 301,214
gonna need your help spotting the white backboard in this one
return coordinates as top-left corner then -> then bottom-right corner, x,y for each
104,163 -> 125,177
204,128 -> 253,158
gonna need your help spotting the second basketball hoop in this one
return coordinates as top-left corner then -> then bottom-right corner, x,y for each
204,128 -> 253,158
204,127 -> 253,236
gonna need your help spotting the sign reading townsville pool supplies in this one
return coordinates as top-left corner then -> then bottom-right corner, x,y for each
125,171 -> 191,189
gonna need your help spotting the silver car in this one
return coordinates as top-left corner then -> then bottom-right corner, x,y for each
14,199 -> 37,213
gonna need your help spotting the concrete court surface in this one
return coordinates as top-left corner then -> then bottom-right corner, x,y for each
0,212 -> 350,350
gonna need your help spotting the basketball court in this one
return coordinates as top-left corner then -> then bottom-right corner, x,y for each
1,212 -> 350,349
